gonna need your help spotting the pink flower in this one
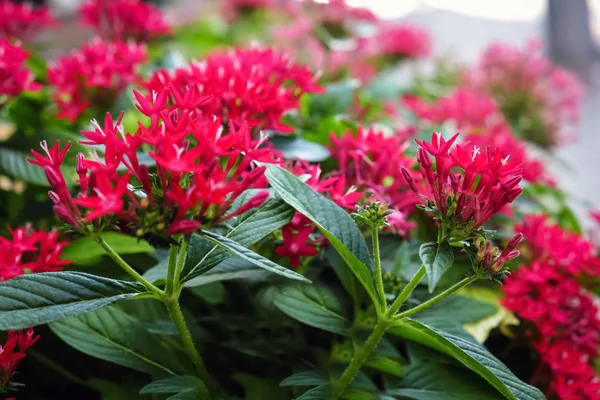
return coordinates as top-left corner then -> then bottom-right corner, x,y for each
79,0 -> 171,42
0,39 -> 39,97
276,225 -> 319,268
362,22 -> 431,60
48,38 -> 147,122
1,329 -> 39,393
0,1 -> 55,42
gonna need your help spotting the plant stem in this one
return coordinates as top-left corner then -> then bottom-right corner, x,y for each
329,318 -> 391,400
173,238 -> 188,285
371,226 -> 386,311
96,236 -> 163,296
29,348 -> 88,387
165,296 -> 218,395
166,243 -> 179,296
387,265 -> 426,318
394,275 -> 478,320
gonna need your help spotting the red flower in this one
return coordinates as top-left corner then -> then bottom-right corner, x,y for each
276,225 -> 318,268
0,39 -> 40,97
79,0 -> 171,42
48,38 -> 147,122
75,171 -> 131,222
1,329 -> 39,393
146,46 -> 322,133
0,1 -> 55,42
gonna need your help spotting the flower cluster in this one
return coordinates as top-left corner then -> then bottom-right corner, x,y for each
0,329 -> 39,393
276,161 -> 362,267
465,40 -> 583,148
360,22 -> 431,61
402,132 -> 523,235
328,128 -> 418,234
29,86 -> 277,239
0,225 -> 70,282
79,0 -> 171,42
48,38 -> 147,122
0,1 -> 54,42
146,47 -> 321,133
222,0 -> 277,21
0,39 -> 39,98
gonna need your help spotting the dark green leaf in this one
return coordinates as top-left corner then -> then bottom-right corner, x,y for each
180,196 -> 294,281
416,295 -> 497,325
298,384 -> 331,399
272,284 -> 350,335
270,136 -> 331,162
62,233 -> 154,265
326,247 -> 358,301
419,242 -> 454,293
0,147 -> 48,186
0,272 -> 145,329
389,319 -> 545,400
184,257 -> 268,287
189,282 -> 225,304
197,230 -> 309,282
140,376 -> 208,399
234,373 -> 281,400
280,370 -> 328,387
51,306 -> 188,376
264,164 -> 378,306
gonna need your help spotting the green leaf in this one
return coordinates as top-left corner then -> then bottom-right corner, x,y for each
419,242 -> 454,293
0,147 -> 48,186
0,272 -> 145,330
307,80 -> 358,117
51,306 -> 188,376
233,373 -> 281,400
270,136 -> 331,162
389,348 -> 503,399
298,384 -> 331,399
189,282 -> 225,305
62,233 -> 154,265
272,284 -> 350,335
180,196 -> 294,281
264,164 -> 378,306
184,257 -> 268,287
197,230 -> 309,282
140,376 -> 209,399
416,295 -> 497,325
389,319 -> 545,400
280,370 -> 328,387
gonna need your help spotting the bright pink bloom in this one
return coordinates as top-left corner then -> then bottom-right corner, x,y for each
80,0 -> 171,42
146,46 -> 322,133
48,38 -> 147,122
0,1 -> 55,42
0,39 -> 40,97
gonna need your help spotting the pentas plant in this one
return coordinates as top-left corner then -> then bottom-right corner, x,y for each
0,1 -> 55,42
0,39 -> 40,99
79,0 -> 171,42
146,46 -> 322,133
0,329 -> 39,395
48,38 -> 147,122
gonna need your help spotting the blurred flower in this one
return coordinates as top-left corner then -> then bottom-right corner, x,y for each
360,22 -> 431,61
79,0 -> 171,42
47,38 -> 147,122
465,40 -> 583,148
0,1 -> 55,42
0,329 -> 39,393
29,86 -> 277,239
0,39 -> 40,98
147,46 -> 322,133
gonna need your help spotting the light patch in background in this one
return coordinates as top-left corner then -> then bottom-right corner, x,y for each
347,0 -> 545,21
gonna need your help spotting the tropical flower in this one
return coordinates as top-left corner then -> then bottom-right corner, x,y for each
0,39 -> 40,98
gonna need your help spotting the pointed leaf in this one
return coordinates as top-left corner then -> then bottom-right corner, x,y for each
298,384 -> 331,399
140,376 -> 208,398
197,230 -> 309,282
50,306 -> 188,376
185,257 -> 268,287
419,242 -> 454,293
272,284 -> 350,335
389,319 -> 545,400
280,370 -> 328,387
0,147 -> 49,186
0,272 -> 145,330
263,164 -> 378,306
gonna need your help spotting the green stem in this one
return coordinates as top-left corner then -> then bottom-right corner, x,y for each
29,348 -> 88,387
394,275 -> 479,320
165,296 -> 218,396
372,226 -> 386,311
96,236 -> 163,297
166,244 -> 179,296
329,318 -> 391,400
387,265 -> 426,318
173,238 -> 188,285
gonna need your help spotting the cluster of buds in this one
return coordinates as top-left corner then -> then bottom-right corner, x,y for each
470,233 -> 522,282
0,329 -> 39,393
146,46 -> 322,134
48,38 -> 147,122
0,39 -> 40,98
29,85 -> 278,241
79,0 -> 171,42
352,202 -> 393,229
402,132 -> 523,241
0,1 -> 55,43
0,225 -> 70,282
